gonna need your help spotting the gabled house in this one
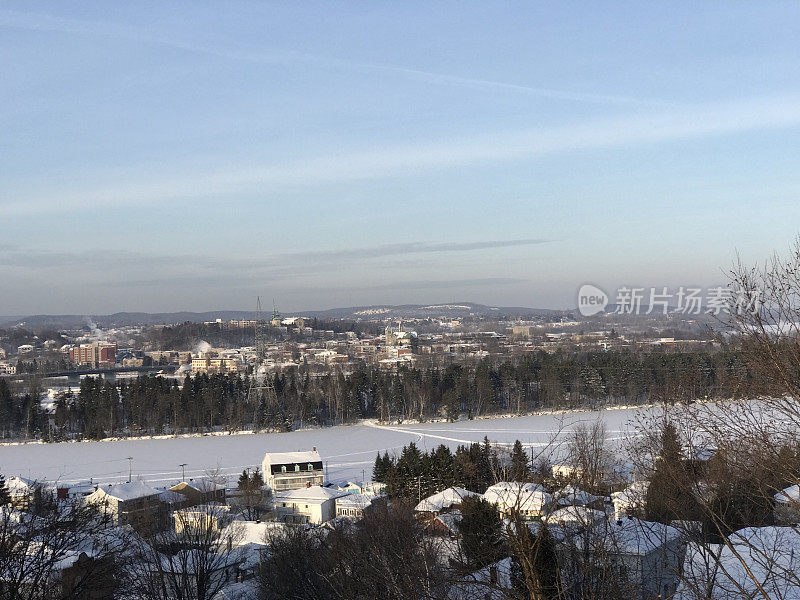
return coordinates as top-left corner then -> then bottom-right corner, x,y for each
335,493 -> 376,519
6,476 -> 39,509
483,482 -> 552,519
273,484 -> 347,524
261,450 -> 324,492
85,482 -> 163,531
169,478 -> 226,507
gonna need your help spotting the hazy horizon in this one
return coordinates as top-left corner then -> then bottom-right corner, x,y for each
3,2 -> 800,314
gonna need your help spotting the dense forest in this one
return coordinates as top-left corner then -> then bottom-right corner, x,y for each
0,346 -> 762,441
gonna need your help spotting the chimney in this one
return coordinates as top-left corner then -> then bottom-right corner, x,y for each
312,447 -> 316,452
307,481 -> 311,488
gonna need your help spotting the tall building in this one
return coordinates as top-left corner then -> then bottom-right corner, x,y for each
69,342 -> 117,367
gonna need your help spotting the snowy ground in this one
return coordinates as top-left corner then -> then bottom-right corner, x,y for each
0,407 -> 647,487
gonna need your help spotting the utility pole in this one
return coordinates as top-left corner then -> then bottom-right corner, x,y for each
179,463 -> 187,481
126,457 -> 133,483
361,469 -> 365,493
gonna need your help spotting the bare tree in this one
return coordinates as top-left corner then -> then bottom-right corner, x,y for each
0,496 -> 125,600
259,500 -> 449,600
125,505 -> 243,600
565,421 -> 618,494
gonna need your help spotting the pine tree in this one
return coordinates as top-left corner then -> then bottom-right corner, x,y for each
458,496 -> 505,571
372,453 -> 385,482
645,421 -> 700,523
251,468 -> 264,488
238,470 -> 250,491
0,473 -> 10,505
509,440 -> 530,482
531,526 -> 561,600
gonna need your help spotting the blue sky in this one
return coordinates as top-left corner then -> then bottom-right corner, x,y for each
2,2 -> 800,315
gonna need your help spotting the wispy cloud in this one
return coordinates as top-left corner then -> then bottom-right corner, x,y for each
278,239 -> 551,262
0,8 -> 661,109
5,92 -> 800,217
0,239 -> 547,290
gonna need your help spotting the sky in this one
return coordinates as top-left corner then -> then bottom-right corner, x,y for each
2,2 -> 800,315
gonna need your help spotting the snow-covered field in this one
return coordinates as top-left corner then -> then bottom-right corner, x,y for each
0,407 -> 645,487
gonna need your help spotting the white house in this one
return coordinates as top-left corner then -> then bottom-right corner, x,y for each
483,482 -> 552,519
612,481 -> 650,519
6,476 -> 38,507
261,450 -> 324,492
336,493 -> 376,519
273,485 -> 347,524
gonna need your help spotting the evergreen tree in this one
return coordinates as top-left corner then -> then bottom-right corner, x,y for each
531,526 -> 561,600
0,472 -> 10,505
372,452 -> 387,482
458,496 -> 505,571
645,421 -> 700,523
251,468 -> 264,488
509,440 -> 530,482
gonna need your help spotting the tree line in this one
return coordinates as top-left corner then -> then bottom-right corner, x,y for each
0,345 -> 765,441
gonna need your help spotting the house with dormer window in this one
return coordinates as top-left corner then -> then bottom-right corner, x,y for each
261,450 -> 324,491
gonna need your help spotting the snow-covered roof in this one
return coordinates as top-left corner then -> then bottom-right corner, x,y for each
336,493 -> 376,509
91,481 -> 160,502
483,482 -> 551,512
158,490 -> 186,504
274,485 -> 347,502
676,526 -> 800,600
600,517 -> 681,556
263,451 -> 321,465
774,484 -> 800,505
611,480 -> 649,508
415,487 -> 480,513
213,577 -> 260,600
177,477 -> 223,493
542,505 -> 605,525
435,509 -> 462,534
223,520 -> 286,547
554,484 -> 601,507
448,558 -> 512,600
6,476 -> 37,496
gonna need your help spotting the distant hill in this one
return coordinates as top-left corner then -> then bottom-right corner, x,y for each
0,303 -> 566,330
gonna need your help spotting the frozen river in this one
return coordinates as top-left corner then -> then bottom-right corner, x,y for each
0,407 -> 645,487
